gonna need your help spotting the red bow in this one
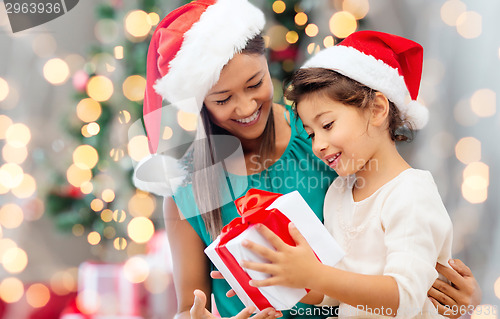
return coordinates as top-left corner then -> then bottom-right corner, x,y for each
215,189 -> 294,310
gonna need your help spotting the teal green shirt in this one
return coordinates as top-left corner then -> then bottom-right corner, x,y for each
173,107 -> 337,318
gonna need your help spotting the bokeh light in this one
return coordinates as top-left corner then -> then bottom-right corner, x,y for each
0,77 -> 9,102
440,0 -> 466,26
102,189 -> 115,203
323,35 -> 335,48
103,226 -> 116,239
2,247 -> 28,274
462,162 -> 489,204
0,277 -> 24,303
455,137 -> 481,164
128,191 -> 155,217
32,34 -> 57,57
66,164 -> 92,188
147,12 -> 160,26
50,269 -> 78,296
127,217 -> 154,244
87,122 -> 100,136
177,110 -> 198,132
113,210 -> 127,223
494,277 -> 500,299
72,224 -> 84,237
5,123 -> 31,148
90,199 -> 104,212
87,232 -> 101,245
0,203 -> 24,228
86,76 -> 114,102
76,98 -> 102,123
113,237 -> 127,250
101,209 -> 113,222
342,0 -> 370,20
471,305 -> 497,319
2,144 -> 28,164
73,145 -> 99,170
26,283 -> 51,308
307,43 -> 320,55
118,110 -> 131,124
0,115 -> 12,139
144,269 -> 170,294
329,11 -> 357,38
266,25 -> 289,51
114,46 -> 124,60
162,126 -> 173,140
125,10 -> 152,38
272,0 -> 286,14
456,11 -> 482,39
11,174 -> 36,198
294,12 -> 308,26
43,58 -> 70,85
123,256 -> 149,284
470,89 -> 496,118
128,135 -> 150,162
286,31 -> 299,44
122,75 -> 146,101
305,24 -> 319,37
0,163 -> 24,189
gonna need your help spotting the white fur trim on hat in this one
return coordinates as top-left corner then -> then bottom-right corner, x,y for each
302,46 -> 428,129
154,0 -> 265,112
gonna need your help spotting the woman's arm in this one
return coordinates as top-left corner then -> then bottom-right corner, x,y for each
241,224 -> 399,316
428,259 -> 482,318
163,197 -> 212,319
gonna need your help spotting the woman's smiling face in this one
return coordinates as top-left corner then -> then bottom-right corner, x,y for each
203,53 -> 274,142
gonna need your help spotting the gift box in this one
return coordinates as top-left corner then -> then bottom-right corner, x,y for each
205,189 -> 345,311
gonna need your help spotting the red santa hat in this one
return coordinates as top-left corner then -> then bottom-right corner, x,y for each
134,0 -> 265,196
302,30 -> 428,129
144,0 -> 265,154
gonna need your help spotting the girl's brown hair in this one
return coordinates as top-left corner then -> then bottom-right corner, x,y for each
285,68 -> 412,142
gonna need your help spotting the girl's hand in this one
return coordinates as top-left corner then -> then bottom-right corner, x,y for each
428,259 -> 482,318
190,289 -> 281,319
241,223 -> 321,289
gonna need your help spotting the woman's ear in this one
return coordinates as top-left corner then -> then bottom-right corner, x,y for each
370,92 -> 390,127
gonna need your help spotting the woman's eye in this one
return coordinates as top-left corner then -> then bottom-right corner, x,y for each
307,132 -> 315,140
216,96 -> 231,105
249,79 -> 263,89
323,121 -> 334,130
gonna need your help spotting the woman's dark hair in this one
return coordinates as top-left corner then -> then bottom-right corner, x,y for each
285,68 -> 413,142
192,34 -> 274,240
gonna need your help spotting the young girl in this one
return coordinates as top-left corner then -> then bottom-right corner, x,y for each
239,31 -> 454,318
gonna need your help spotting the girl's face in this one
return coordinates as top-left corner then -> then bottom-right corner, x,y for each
204,53 -> 274,142
297,93 -> 379,177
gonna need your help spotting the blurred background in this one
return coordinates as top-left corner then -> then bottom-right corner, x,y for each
0,0 -> 498,318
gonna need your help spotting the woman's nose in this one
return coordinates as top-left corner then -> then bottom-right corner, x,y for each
235,95 -> 258,117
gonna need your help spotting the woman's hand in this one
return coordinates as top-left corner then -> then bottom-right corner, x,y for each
428,259 -> 482,318
190,289 -> 280,319
241,223 -> 321,289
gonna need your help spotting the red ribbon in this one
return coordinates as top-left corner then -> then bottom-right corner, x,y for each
215,189 -> 295,310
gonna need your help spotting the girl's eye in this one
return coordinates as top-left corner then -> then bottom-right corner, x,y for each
323,121 -> 334,130
248,79 -> 263,89
307,132 -> 315,140
216,96 -> 231,105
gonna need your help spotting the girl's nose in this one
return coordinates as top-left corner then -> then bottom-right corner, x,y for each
312,135 -> 328,155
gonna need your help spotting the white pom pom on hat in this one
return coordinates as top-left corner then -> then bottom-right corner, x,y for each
301,30 -> 429,130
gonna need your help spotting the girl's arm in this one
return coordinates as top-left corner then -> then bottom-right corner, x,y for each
164,197 -> 279,319
241,224 -> 399,316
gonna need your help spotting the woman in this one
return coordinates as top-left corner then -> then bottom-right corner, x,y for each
133,0 -> 481,318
